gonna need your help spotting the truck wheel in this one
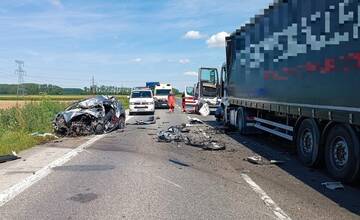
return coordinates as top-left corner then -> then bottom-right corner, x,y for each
296,118 -> 320,167
237,107 -> 248,134
325,124 -> 360,183
224,106 -> 229,125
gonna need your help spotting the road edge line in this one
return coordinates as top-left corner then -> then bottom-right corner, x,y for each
240,173 -> 292,220
0,134 -> 104,207
0,115 -> 132,207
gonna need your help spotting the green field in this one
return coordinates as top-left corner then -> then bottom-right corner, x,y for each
0,95 -> 128,108
0,95 -> 129,155
0,94 -> 128,101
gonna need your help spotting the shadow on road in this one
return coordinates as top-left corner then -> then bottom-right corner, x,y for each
201,118 -> 360,216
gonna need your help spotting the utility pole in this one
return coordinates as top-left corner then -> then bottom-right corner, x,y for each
91,75 -> 96,95
15,60 -> 26,96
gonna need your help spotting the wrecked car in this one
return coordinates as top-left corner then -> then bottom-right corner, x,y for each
53,96 -> 126,136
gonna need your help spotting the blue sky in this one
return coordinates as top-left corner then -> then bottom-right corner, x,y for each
0,0 -> 273,89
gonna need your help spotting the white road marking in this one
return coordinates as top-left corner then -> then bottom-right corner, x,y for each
0,115 -> 133,207
192,114 -> 288,219
0,135 -> 104,207
240,173 -> 292,220
154,175 -> 183,189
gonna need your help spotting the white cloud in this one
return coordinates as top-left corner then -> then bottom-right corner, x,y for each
179,58 -> 190,64
206,32 -> 229,48
183,30 -> 205,39
184,71 -> 197,76
49,0 -> 63,8
131,58 -> 142,63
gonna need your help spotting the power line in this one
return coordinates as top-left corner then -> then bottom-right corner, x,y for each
14,60 -> 26,96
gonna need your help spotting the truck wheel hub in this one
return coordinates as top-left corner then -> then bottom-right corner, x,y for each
332,137 -> 349,167
302,129 -> 313,154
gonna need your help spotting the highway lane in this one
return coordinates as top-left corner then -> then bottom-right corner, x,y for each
0,107 -> 359,219
0,109 -> 276,219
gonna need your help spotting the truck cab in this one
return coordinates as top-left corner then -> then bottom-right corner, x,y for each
154,83 -> 172,108
194,67 -> 221,113
215,63 -> 228,120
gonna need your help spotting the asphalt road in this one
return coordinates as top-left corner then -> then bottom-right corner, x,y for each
1,107 -> 360,219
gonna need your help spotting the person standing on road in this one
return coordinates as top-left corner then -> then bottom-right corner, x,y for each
181,92 -> 185,112
168,91 -> 176,112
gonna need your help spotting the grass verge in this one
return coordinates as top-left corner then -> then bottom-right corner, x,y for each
0,96 -> 128,155
0,100 -> 66,155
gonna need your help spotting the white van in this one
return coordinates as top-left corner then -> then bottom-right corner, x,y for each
129,88 -> 155,115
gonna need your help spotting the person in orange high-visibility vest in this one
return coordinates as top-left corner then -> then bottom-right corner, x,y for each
168,91 -> 176,112
181,92 -> 185,112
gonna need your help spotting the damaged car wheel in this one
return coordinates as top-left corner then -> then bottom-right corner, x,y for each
95,124 -> 104,134
119,116 -> 125,129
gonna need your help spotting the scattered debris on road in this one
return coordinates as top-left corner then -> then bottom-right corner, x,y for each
246,156 -> 264,165
52,140 -> 63,143
53,96 -> 126,136
202,142 -> 226,151
245,156 -> 286,165
187,117 -> 203,124
135,119 -> 155,125
126,115 -> 156,125
0,151 -> 21,163
199,103 -> 210,116
156,117 -> 226,151
157,126 -> 184,143
322,182 -> 344,190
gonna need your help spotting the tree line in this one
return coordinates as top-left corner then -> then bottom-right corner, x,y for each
0,83 -> 132,95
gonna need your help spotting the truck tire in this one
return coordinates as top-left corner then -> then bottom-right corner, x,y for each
224,106 -> 230,125
296,118 -> 321,167
325,124 -> 360,183
237,107 -> 248,135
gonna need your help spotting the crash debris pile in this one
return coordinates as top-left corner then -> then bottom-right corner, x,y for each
53,96 -> 126,136
157,117 -> 225,150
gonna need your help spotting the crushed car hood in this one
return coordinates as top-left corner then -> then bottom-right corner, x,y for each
60,108 -> 103,123
53,95 -> 125,136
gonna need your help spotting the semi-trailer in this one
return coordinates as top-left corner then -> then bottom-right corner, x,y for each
221,0 -> 360,183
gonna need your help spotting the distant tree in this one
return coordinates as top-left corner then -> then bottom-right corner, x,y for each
172,88 -> 181,95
